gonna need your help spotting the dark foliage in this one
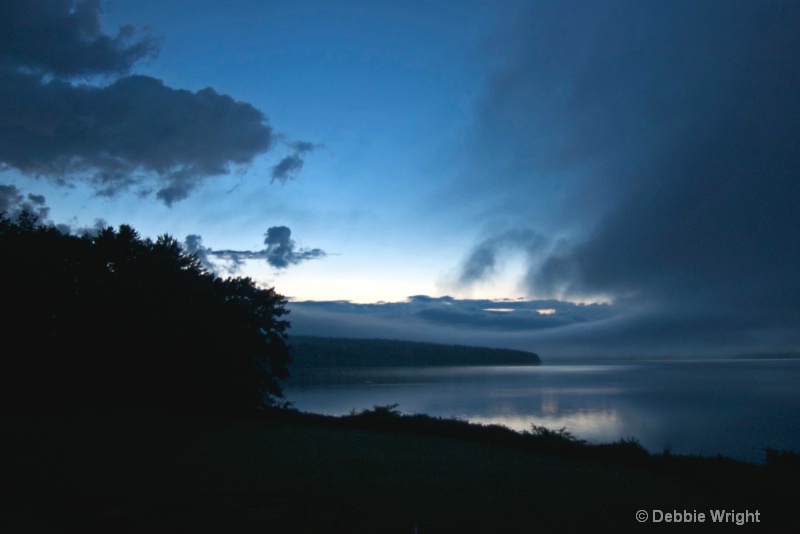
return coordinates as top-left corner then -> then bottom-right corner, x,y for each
290,335 -> 541,368
313,405 -> 652,466
0,212 -> 290,413
271,402 -> 800,520
765,449 -> 800,472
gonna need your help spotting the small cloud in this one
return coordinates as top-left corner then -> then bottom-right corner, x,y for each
0,184 -> 23,212
183,226 -> 326,274
0,183 -> 50,221
271,141 -> 320,184
264,225 -> 326,269
184,234 -> 216,272
0,183 -> 111,237
71,218 -> 109,237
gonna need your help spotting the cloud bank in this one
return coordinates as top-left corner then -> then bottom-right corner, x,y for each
0,0 -> 314,205
289,296 -> 799,359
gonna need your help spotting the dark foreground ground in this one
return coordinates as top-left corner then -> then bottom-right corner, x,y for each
3,408 -> 797,533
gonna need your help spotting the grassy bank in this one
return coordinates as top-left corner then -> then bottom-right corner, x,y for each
3,408 -> 797,532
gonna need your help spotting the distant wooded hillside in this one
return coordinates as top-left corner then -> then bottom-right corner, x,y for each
289,336 -> 541,368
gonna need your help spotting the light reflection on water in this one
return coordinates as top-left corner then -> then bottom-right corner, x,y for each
285,359 -> 800,463
468,409 -> 624,442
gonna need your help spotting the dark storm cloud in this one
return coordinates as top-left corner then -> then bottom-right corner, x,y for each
184,226 -> 326,273
458,1 -> 800,354
0,0 -> 159,77
0,1 -> 307,205
0,71 -> 274,205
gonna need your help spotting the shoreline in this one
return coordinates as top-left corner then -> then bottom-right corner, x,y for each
4,407 -> 799,531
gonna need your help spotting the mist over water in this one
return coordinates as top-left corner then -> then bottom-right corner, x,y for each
286,359 -> 800,463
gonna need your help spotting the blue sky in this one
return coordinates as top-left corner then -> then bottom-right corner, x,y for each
2,1 -> 800,358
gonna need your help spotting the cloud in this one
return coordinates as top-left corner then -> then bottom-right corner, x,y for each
271,141 -> 320,184
0,0 -> 159,78
0,182 -> 111,236
286,295 -> 619,355
69,217 -> 108,237
0,183 -> 50,221
183,225 -> 326,273
458,228 -> 547,286
455,1 -> 800,351
299,294 -> 615,327
183,234 -> 216,272
289,296 -> 799,359
0,71 -> 274,205
0,1 -> 312,205
263,225 -> 326,268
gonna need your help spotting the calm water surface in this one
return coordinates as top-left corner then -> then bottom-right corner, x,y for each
285,359 -> 800,463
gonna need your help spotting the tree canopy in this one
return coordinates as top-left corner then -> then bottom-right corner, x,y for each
0,212 -> 291,413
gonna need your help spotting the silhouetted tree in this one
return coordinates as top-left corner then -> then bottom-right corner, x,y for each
0,212 -> 290,413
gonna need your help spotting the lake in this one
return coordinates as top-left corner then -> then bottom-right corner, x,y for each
285,358 -> 800,463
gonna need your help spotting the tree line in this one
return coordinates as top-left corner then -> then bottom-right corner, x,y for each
0,212 -> 291,413
290,336 -> 541,369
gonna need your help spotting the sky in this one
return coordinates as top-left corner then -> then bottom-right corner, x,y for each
2,0 -> 799,358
